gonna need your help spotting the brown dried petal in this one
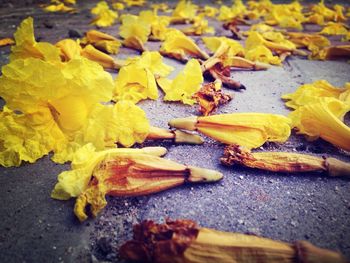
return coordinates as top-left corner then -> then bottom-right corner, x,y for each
193,82 -> 233,116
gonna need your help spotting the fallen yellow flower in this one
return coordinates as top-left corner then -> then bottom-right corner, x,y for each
0,38 -> 15,47
288,97 -> 350,151
139,10 -> 171,41
10,17 -> 61,62
156,59 -> 203,105
218,0 -> 247,21
120,219 -> 347,263
199,5 -> 219,18
160,29 -> 209,62
222,144 -> 350,178
282,80 -> 350,109
51,145 -> 167,201
112,2 -> 124,10
81,44 -> 121,70
114,63 -> 158,103
122,0 -> 145,7
315,45 -> 350,60
53,147 -> 222,221
202,36 -> 245,59
182,16 -> 215,36
320,22 -> 348,35
90,1 -> 118,27
43,2 -> 75,12
264,2 -> 305,30
0,56 -> 116,166
245,45 -> 281,65
285,32 -> 330,58
84,30 -> 121,54
169,113 -> 291,149
125,51 -> 174,77
56,39 -> 82,61
119,14 -> 151,51
309,1 -> 346,24
171,0 -> 198,24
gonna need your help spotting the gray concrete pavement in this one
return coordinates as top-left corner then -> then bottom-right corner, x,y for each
0,1 -> 350,262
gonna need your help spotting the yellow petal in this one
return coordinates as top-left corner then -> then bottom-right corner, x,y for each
55,38 -> 82,61
320,22 -> 348,35
289,97 -> 350,151
160,29 -> 209,61
158,59 -> 203,105
90,1 -> 118,27
282,80 -> 349,109
0,38 -> 15,47
10,17 -> 61,62
114,64 -> 158,103
119,14 -> 151,43
197,113 -> 291,148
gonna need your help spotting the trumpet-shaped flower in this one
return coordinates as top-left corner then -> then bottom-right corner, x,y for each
289,98 -> 350,151
85,30 -> 121,54
203,36 -> 245,58
245,45 -> 281,65
160,29 -> 209,61
139,10 -> 171,41
320,22 -> 348,35
218,0 -> 247,21
125,51 -> 174,77
282,80 -> 350,109
172,0 -> 198,22
119,14 -> 151,51
156,59 -> 203,105
90,1 -> 118,27
169,113 -> 291,149
182,16 -> 215,36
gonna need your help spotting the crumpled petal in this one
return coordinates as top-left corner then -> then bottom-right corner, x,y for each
289,98 -> 350,151
0,38 -> 15,47
55,38 -> 82,61
85,30 -> 121,54
202,36 -> 245,58
160,29 -> 209,61
10,17 -> 61,62
245,45 -> 281,65
119,14 -> 151,44
182,16 -> 214,36
90,1 -> 118,27
171,0 -> 198,23
114,64 -> 158,103
282,80 -> 350,109
157,59 -> 203,105
320,22 -> 348,35
125,51 -> 174,77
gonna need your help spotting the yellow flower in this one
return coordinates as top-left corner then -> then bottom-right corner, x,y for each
310,1 -> 346,23
181,16 -> 215,36
125,51 -> 174,77
202,36 -> 245,58
119,14 -> 151,51
0,56 -> 116,166
112,2 -> 124,10
286,32 -> 330,57
171,0 -> 198,23
90,1 -> 118,27
85,30 -> 121,54
10,17 -> 61,62
114,63 -> 158,103
282,80 -> 350,109
44,2 -> 75,12
199,5 -> 219,18
245,45 -> 281,65
122,0 -> 145,7
156,59 -> 203,105
138,10 -> 171,41
160,29 -> 209,61
169,113 -> 291,149
289,98 -> 350,151
218,0 -> 247,21
248,23 -> 275,33
55,39 -> 82,61
264,2 -> 305,30
51,145 -> 164,201
320,22 -> 348,35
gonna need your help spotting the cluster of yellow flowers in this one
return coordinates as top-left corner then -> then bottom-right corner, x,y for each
0,0 -> 349,222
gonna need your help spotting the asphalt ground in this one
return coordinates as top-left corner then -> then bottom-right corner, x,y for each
0,1 -> 350,262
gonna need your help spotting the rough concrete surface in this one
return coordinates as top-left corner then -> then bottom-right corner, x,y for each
0,1 -> 350,263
